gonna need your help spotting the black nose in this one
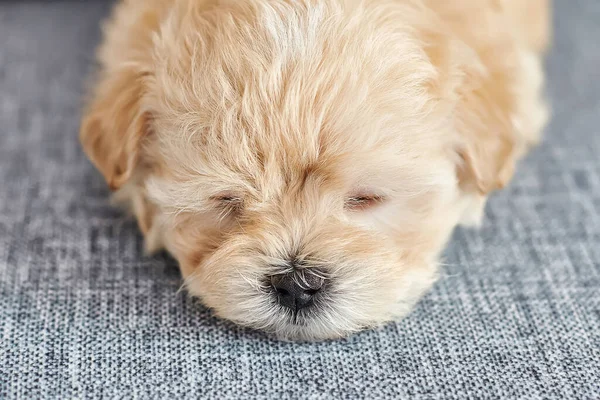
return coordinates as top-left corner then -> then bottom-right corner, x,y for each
270,271 -> 323,310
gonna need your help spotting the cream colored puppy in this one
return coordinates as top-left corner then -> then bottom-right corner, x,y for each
80,0 -> 550,340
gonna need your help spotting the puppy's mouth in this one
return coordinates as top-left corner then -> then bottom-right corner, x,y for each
277,301 -> 323,327
199,253 -> 387,340
251,268 -> 353,339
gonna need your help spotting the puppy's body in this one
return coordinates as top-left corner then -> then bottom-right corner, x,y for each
81,0 -> 550,340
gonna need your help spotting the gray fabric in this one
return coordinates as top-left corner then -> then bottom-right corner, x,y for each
1,1 -> 599,398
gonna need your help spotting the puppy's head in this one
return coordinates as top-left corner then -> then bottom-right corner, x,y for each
81,1 -> 531,340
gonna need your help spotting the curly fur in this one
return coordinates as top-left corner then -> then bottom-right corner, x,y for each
80,0 -> 550,340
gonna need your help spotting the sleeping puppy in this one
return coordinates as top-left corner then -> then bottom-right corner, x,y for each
80,0 -> 550,340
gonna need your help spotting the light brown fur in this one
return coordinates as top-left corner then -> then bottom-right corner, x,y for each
81,0 -> 550,340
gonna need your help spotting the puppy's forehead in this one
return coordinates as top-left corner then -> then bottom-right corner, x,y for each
149,0 -> 449,197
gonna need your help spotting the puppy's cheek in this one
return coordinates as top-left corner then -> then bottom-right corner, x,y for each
458,194 -> 487,228
178,248 -> 228,299
390,260 -> 439,319
178,254 -> 206,289
179,248 -> 266,316
332,259 -> 438,327
161,219 -> 228,286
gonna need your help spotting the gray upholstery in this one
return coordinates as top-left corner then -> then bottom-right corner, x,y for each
1,1 -> 599,398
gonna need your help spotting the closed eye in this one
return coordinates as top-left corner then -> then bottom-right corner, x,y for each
216,196 -> 239,203
345,194 -> 385,211
210,194 -> 244,216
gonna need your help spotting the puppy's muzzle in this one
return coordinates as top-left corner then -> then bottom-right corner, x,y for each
270,271 -> 324,311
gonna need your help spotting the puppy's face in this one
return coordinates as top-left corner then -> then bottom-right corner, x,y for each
148,121 -> 459,340
81,1 -> 530,340
148,116 -> 459,340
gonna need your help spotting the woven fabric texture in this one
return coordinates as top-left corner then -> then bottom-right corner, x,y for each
0,1 -> 599,399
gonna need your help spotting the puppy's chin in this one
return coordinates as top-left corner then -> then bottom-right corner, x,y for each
177,238 -> 439,341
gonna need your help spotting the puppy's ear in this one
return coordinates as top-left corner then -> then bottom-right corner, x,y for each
427,33 -> 520,195
453,73 -> 518,195
80,68 -> 150,191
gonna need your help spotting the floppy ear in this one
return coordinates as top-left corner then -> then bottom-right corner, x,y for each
453,69 -> 518,195
436,39 -> 520,196
80,68 -> 150,191
420,5 -> 529,196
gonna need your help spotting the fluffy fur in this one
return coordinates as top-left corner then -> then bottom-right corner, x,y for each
80,0 -> 550,341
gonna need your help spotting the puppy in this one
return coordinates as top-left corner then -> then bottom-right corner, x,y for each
80,0 -> 550,340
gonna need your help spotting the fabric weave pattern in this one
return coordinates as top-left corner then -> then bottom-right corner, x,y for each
0,1 -> 599,398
